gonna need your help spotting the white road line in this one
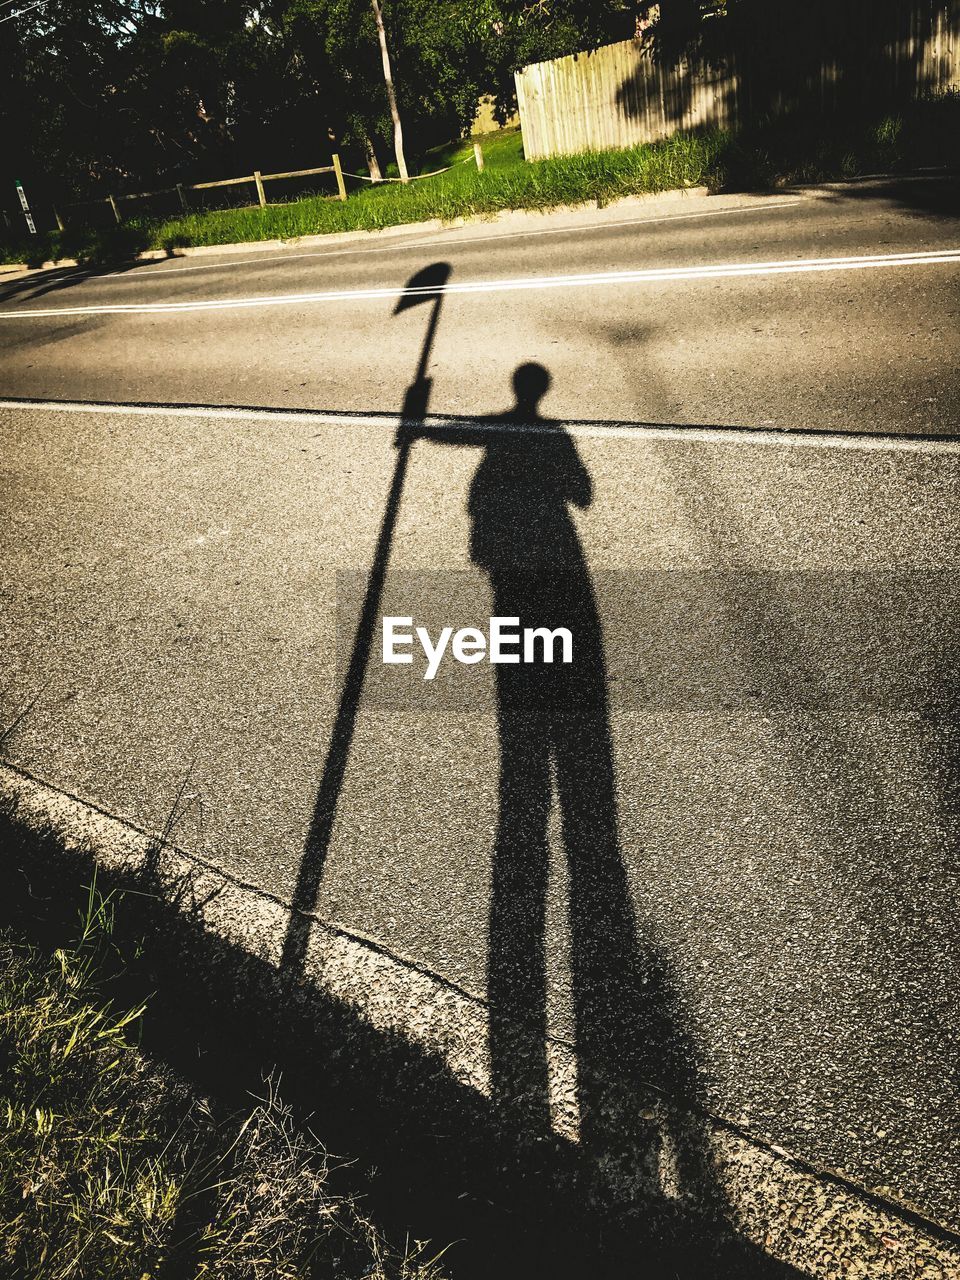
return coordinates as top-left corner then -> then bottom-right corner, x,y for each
107,199 -> 805,279
3,247 -> 957,320
1,399 -> 957,455
2,247 -> 958,319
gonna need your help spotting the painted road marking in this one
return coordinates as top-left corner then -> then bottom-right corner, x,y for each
2,247 -> 958,318
107,199 -> 806,279
2,399 -> 958,455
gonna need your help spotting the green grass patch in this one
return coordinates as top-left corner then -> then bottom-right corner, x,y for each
2,223 -> 154,270
402,125 -> 526,175
137,126 -> 721,252
0,126 -> 721,265
0,875 -> 449,1280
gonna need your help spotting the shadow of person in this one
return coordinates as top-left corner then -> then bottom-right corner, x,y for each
416,364 -> 697,1195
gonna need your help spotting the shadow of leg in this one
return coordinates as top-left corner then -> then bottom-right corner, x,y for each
487,678 -> 552,1139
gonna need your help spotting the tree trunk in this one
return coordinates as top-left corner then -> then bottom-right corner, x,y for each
370,0 -> 408,183
363,134 -> 383,183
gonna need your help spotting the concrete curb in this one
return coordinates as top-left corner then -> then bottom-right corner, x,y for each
1,186 -> 712,274
1,761 -> 957,1279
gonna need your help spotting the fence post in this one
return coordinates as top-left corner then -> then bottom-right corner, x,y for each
176,182 -> 188,212
254,170 -> 266,207
108,194 -> 121,224
332,152 -> 346,201
472,140 -> 484,171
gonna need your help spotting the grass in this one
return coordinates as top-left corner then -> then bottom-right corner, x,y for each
135,126 -> 721,250
3,92 -> 958,267
0,873 -> 450,1280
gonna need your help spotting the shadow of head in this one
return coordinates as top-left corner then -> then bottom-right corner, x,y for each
511,361 -> 551,421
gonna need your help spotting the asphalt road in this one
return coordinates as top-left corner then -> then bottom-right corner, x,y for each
1,176 -> 959,433
1,176 -> 959,1235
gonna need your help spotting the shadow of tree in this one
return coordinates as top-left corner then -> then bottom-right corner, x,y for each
612,1 -> 957,208
0,258 -> 154,306
801,172 -> 960,220
624,0 -> 952,126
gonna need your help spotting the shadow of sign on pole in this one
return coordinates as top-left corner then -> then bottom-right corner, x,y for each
280,261 -> 452,975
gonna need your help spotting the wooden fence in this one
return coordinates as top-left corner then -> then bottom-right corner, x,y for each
13,144 -> 484,239
515,3 -> 960,160
65,155 -> 347,225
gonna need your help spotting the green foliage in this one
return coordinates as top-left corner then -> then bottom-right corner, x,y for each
0,879 -> 450,1279
0,223 -> 153,269
2,1 -> 326,210
0,0 -> 643,224
2,0 -> 955,255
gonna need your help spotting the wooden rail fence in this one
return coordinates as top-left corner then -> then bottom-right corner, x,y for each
11,143 -> 485,238
66,155 -> 347,223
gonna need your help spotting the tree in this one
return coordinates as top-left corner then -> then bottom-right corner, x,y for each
1,0 -> 317,210
280,0 -> 490,173
470,1 -> 648,123
370,0 -> 407,181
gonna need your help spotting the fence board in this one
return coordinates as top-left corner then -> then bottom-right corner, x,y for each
261,165 -> 333,181
190,175 -> 255,190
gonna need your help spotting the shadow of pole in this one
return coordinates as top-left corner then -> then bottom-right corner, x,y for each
280,261 -> 452,974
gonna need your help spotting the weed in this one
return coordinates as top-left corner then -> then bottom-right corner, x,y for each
0,877 -> 449,1280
